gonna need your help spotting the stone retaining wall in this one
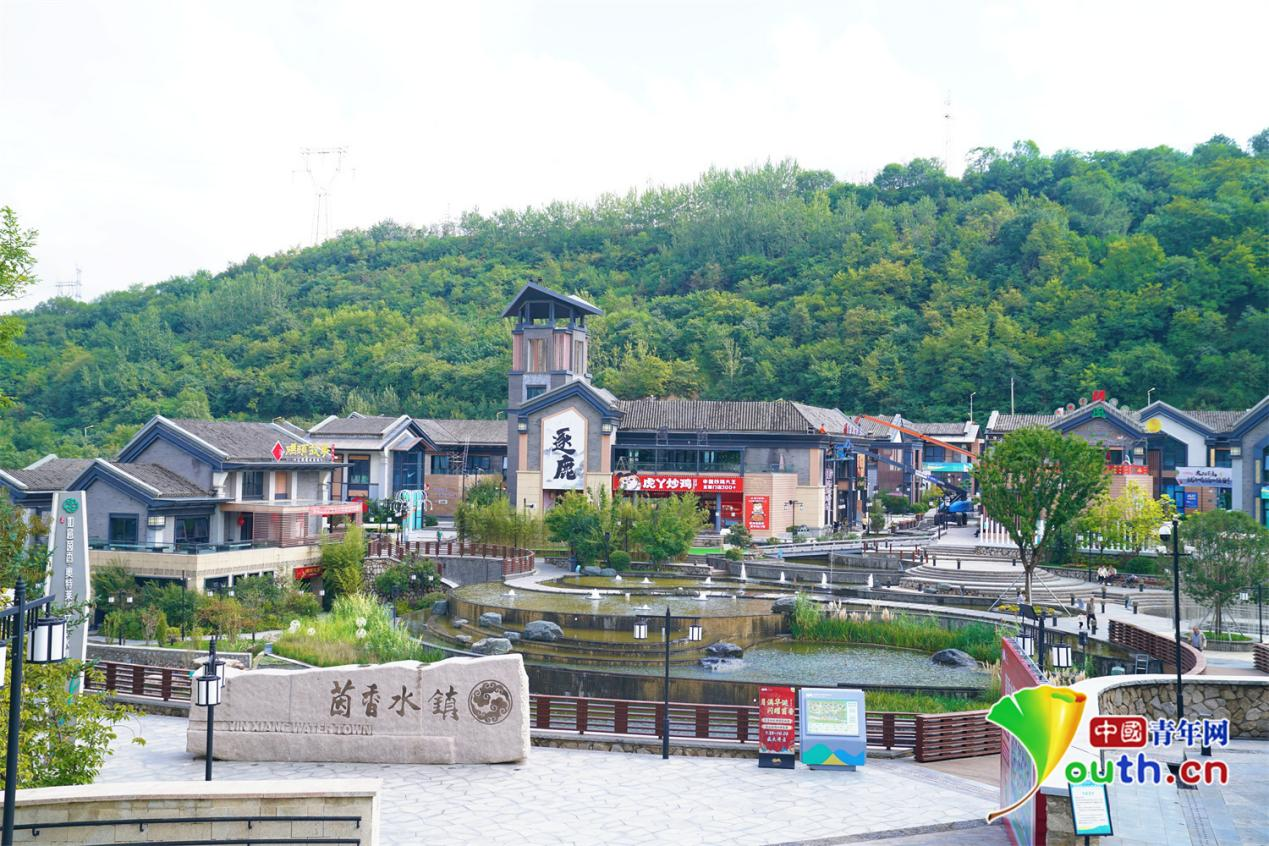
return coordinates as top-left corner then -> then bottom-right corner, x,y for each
88,642 -> 253,669
9,779 -> 380,845
1097,678 -> 1268,737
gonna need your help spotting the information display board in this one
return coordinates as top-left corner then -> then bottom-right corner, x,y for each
797,687 -> 866,769
758,686 -> 796,769
1068,780 -> 1113,837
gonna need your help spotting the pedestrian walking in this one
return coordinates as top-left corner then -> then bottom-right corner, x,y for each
1086,608 -> 1098,636
1189,624 -> 1206,651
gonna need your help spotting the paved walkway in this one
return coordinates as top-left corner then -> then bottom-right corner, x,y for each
99,716 -> 1007,846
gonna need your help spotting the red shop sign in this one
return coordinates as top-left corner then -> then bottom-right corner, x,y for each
613,473 -> 742,493
745,496 -> 770,531
1108,464 -> 1149,475
758,686 -> 797,754
294,565 -> 323,580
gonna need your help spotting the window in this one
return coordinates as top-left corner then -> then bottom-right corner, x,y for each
274,471 -> 290,500
431,455 -> 452,475
574,339 -> 585,373
175,516 -> 210,546
1160,438 -> 1188,471
1216,488 -> 1232,510
1105,449 -> 1124,465
526,384 -> 546,400
430,455 -> 497,475
108,514 -> 138,545
924,445 -> 946,463
1213,449 -> 1233,468
242,471 -> 265,501
528,338 -> 546,372
348,455 -> 371,485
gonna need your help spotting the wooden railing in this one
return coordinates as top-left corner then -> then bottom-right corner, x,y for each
914,710 -> 1000,762
86,661 -> 193,702
1108,619 -> 1207,675
367,539 -> 535,576
529,694 -> 924,754
1253,642 -> 1269,674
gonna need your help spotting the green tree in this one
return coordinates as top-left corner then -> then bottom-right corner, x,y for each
1179,510 -> 1269,635
141,582 -> 198,637
868,497 -> 886,534
544,491 -> 604,565
0,207 -> 38,403
0,500 -> 49,589
973,427 -> 1108,602
630,494 -> 707,565
321,523 -> 367,597
1078,485 -> 1177,556
0,661 -> 141,788
91,562 -> 137,606
233,574 -> 282,640
196,595 -> 246,640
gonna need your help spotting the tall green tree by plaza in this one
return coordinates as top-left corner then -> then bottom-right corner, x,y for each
0,207 -> 38,407
973,427 -> 1108,602
544,491 -> 605,568
321,523 -> 367,598
1077,485 -> 1178,558
630,494 -> 708,566
1176,509 -> 1269,636
0,503 -> 49,591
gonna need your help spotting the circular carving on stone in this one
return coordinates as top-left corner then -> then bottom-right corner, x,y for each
468,679 -> 513,725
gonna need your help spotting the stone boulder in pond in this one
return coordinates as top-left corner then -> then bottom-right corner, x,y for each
930,648 -> 978,668
502,631 -> 521,642
471,637 -> 513,655
772,595 -> 798,614
478,612 -> 503,627
431,599 -> 449,616
522,620 -> 564,642
705,641 -> 743,658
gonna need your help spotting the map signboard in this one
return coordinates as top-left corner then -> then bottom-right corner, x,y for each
797,687 -> 866,770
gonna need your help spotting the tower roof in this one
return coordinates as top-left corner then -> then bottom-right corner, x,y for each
501,282 -> 602,320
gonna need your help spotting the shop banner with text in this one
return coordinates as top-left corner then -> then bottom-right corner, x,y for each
614,473 -> 741,493
745,495 -> 770,531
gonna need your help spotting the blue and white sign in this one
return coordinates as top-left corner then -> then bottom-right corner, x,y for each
924,461 -> 971,473
798,687 -> 867,770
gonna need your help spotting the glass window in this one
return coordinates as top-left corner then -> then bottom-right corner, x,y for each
924,445 -> 946,463
1213,449 -> 1232,468
431,455 -> 452,474
1216,488 -> 1232,510
1105,449 -> 1124,465
242,471 -> 265,500
175,516 -> 210,545
574,339 -> 585,373
348,455 -> 371,485
1160,438 -> 1187,470
274,471 -> 290,500
526,385 -> 546,400
108,514 -> 138,545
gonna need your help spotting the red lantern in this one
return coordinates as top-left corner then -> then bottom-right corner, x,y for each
237,516 -> 245,527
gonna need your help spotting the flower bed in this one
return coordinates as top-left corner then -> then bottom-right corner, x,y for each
272,594 -> 443,667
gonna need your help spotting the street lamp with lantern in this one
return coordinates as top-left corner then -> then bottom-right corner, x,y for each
786,499 -> 799,534
633,608 -> 703,759
105,590 -> 134,645
2,577 -> 69,846
1160,519 -> 1186,721
195,636 -> 223,781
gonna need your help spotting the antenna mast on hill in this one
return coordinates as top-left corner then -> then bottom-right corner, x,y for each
55,266 -> 83,300
298,147 -> 349,244
942,92 -> 954,173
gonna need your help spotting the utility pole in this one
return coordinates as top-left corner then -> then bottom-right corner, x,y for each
1010,377 -> 1015,415
969,391 -> 976,423
1147,387 -> 1156,407
298,147 -> 349,244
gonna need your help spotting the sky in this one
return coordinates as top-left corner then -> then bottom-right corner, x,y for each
1,0 -> 1265,307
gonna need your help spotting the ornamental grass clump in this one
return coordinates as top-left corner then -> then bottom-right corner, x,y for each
789,594 -> 1001,663
272,593 -> 442,667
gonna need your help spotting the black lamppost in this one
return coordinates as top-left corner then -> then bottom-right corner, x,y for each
1161,518 -> 1185,721
195,636 -> 222,781
786,499 -> 799,534
2,577 -> 68,846
105,590 -> 134,645
633,608 -> 702,759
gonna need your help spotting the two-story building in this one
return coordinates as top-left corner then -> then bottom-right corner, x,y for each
1,416 -> 362,591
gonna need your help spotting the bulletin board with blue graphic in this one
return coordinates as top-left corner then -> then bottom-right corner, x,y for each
798,688 -> 866,769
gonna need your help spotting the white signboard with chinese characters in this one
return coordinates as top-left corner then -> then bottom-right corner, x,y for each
187,655 -> 530,765
47,490 -> 91,661
542,408 -> 587,490
1175,466 -> 1232,488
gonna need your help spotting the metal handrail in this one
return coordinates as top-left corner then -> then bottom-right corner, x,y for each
18,814 -> 362,845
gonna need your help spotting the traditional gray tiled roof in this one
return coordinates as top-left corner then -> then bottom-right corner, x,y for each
790,403 -> 851,434
909,421 -> 970,436
1180,410 -> 1245,433
840,415 -> 895,438
614,399 -> 836,434
416,419 -> 507,446
4,457 -> 93,491
106,463 -> 216,498
310,415 -> 404,436
988,414 -> 1057,433
167,419 -> 310,462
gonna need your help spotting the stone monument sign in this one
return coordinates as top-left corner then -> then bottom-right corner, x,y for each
187,654 -> 529,764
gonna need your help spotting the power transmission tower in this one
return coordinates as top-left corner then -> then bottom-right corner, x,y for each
298,147 -> 349,244
55,266 -> 83,300
942,92 -> 954,173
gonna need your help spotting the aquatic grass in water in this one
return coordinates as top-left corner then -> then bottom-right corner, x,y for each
790,595 -> 1002,664
273,593 -> 443,667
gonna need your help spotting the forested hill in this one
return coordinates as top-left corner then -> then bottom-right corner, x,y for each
3,134 -> 1268,465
